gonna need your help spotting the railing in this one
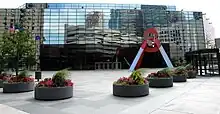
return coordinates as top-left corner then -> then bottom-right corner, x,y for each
95,62 -> 121,70
185,49 -> 220,76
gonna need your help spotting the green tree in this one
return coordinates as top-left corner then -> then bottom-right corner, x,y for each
0,55 -> 6,74
0,30 -> 36,76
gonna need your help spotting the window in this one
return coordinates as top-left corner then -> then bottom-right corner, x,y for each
68,9 -> 76,15
60,19 -> 67,23
50,19 -> 59,23
64,4 -> 72,8
50,9 -> 59,13
51,12 -> 59,16
48,3 -> 57,8
60,9 -> 68,15
86,4 -> 93,8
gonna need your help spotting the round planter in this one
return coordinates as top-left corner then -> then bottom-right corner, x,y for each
173,74 -> 187,82
3,82 -> 34,93
34,86 -> 73,100
113,84 -> 149,97
0,80 -> 4,88
187,71 -> 197,79
148,77 -> 173,88
193,71 -> 198,77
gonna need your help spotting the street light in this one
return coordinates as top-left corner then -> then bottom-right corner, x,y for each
180,9 -> 186,56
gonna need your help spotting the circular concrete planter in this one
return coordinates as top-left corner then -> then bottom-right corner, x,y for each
0,80 -> 4,88
148,78 -> 173,88
193,71 -> 198,77
113,84 -> 149,97
3,82 -> 34,93
173,74 -> 187,82
34,86 -> 73,100
187,71 -> 197,79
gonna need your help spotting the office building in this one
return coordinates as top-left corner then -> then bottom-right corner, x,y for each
0,3 -> 206,70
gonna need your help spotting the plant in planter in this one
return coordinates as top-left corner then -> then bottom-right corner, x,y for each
185,64 -> 197,78
1,28 -> 36,77
113,70 -> 149,97
172,57 -> 187,67
0,73 -> 11,88
35,69 -> 74,100
147,68 -> 173,88
3,71 -> 34,93
173,66 -> 187,82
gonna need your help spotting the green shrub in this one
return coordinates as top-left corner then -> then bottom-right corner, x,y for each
174,66 -> 187,75
52,69 -> 70,87
129,70 -> 146,85
18,70 -> 29,78
185,64 -> 193,70
114,70 -> 147,85
157,68 -> 174,77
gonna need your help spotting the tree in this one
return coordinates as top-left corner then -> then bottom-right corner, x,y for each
0,55 -> 6,74
0,29 -> 36,76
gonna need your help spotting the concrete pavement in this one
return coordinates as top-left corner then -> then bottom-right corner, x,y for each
0,69 -> 220,114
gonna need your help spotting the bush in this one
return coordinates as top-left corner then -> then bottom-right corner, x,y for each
4,71 -> 34,83
36,69 -> 73,88
0,72 -> 11,81
185,64 -> 193,71
114,70 -> 147,85
52,69 -> 70,87
174,66 -> 187,75
147,68 -> 173,78
18,70 -> 30,78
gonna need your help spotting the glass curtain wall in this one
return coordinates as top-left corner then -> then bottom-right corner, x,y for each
15,3 -> 205,70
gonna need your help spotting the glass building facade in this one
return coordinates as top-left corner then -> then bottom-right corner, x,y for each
0,3 -> 206,70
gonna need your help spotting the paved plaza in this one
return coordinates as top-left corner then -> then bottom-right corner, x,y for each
1,69 -> 220,114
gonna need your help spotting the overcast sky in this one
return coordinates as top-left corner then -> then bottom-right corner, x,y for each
0,0 -> 219,37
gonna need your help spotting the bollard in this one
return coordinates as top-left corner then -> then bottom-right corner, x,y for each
35,71 -> 42,82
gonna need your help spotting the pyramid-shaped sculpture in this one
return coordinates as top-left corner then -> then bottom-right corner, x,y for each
129,28 -> 174,72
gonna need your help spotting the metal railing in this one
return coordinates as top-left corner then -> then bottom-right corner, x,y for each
95,62 -> 121,70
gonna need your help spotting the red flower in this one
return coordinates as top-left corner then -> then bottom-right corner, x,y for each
151,73 -> 157,75
118,77 -> 129,82
23,78 -> 28,82
45,80 -> 53,87
148,72 -> 157,77
144,79 -> 148,83
39,81 -> 45,85
65,79 -> 73,86
128,77 -> 134,84
37,78 -> 74,87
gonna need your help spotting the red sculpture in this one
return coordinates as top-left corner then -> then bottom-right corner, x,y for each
135,28 -> 161,69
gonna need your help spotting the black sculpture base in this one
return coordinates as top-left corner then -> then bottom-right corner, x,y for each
34,86 -> 73,101
113,84 -> 149,97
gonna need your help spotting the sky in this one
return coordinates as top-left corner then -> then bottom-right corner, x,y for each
0,0 -> 219,38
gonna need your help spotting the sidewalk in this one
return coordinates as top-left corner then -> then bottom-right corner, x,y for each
0,70 -> 220,114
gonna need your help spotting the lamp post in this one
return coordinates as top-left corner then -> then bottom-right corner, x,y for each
180,9 -> 185,57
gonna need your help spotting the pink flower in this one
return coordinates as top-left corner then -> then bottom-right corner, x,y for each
23,77 -> 34,82
45,80 -> 53,87
65,79 -> 73,86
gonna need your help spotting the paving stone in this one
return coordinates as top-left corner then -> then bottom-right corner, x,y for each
160,99 -> 220,114
0,104 -> 29,114
150,109 -> 192,114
